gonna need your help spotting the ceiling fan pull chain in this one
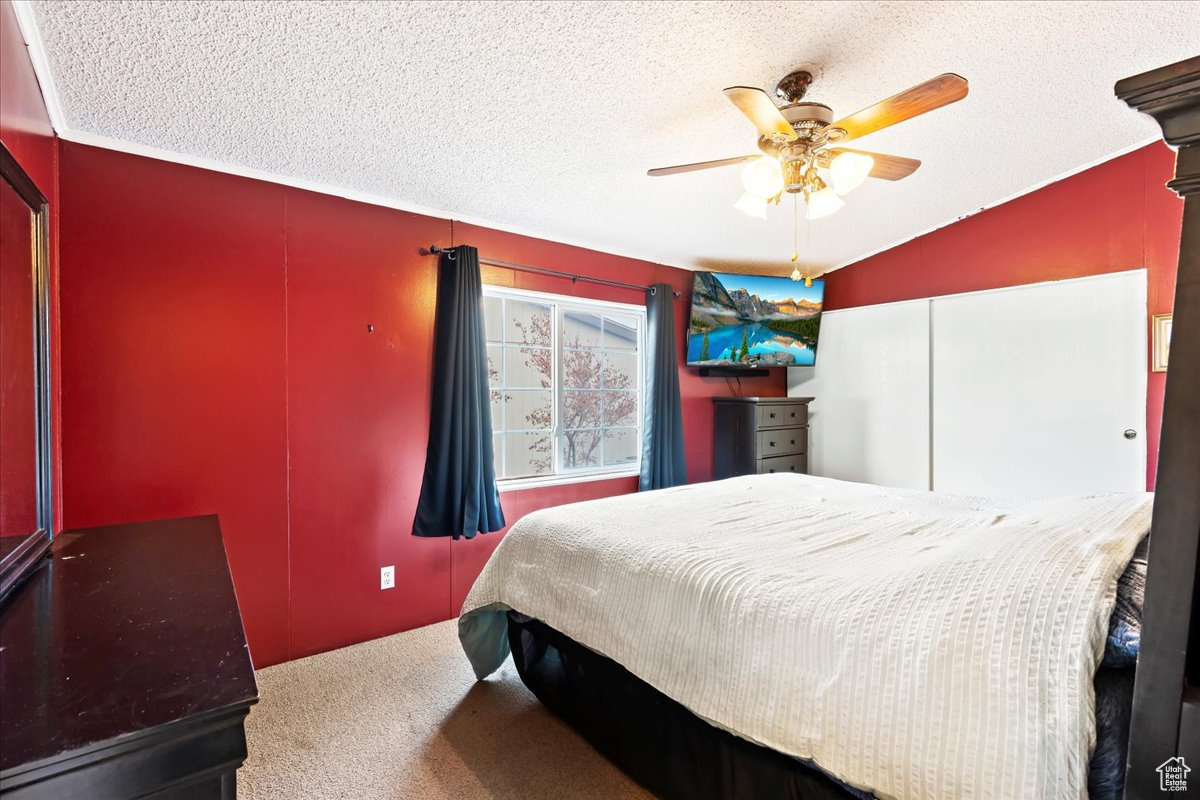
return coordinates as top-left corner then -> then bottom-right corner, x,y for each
792,194 -> 799,263
790,195 -> 803,281
804,211 -> 819,287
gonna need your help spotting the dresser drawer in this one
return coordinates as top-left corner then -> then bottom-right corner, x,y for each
757,453 -> 808,475
756,403 -> 807,429
757,427 -> 806,457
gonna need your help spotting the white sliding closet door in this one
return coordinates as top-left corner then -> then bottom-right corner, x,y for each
788,300 -> 930,489
931,270 -> 1147,496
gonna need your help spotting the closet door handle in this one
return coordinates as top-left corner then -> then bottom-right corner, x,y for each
1124,429 -> 1137,440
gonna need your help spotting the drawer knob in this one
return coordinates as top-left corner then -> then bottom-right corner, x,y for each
769,412 -> 776,419
769,441 -> 776,447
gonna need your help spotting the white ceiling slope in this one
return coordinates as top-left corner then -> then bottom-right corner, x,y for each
19,0 -> 1200,273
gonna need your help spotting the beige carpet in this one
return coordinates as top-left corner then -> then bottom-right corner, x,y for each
240,619 -> 653,800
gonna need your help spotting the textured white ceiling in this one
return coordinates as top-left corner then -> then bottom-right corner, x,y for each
20,0 -> 1200,273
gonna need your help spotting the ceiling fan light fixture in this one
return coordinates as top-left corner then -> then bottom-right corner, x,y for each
646,70 -> 967,241
740,156 -> 784,199
733,191 -> 769,219
805,187 -> 845,220
829,151 -> 874,195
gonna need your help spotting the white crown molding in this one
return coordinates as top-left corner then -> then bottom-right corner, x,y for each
9,0 -> 1166,277
10,0 -> 693,273
828,135 -> 1162,271
41,123 -> 1164,278
11,1 -> 66,133
53,128 -> 697,273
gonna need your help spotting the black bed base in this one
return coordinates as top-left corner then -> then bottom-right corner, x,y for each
506,612 -> 861,800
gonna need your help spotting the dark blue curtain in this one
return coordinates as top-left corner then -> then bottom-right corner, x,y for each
413,245 -> 505,539
640,284 -> 687,490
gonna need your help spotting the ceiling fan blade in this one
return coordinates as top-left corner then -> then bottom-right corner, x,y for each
647,155 -> 761,177
829,73 -> 968,143
826,148 -> 922,180
723,86 -> 798,141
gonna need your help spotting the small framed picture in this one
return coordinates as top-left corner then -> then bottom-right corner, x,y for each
1152,313 -> 1172,372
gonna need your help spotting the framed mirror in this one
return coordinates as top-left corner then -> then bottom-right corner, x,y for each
0,143 -> 53,603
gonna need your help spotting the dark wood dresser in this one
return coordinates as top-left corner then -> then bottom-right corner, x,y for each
0,516 -> 257,799
713,397 -> 814,479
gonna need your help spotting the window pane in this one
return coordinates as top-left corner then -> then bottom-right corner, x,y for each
603,428 -> 639,466
486,344 -> 503,385
603,351 -> 639,391
489,387 -> 503,432
561,429 -> 601,470
502,432 -> 552,478
492,433 -> 504,477
562,389 -> 604,431
602,314 -> 638,350
562,309 -> 603,348
504,345 -> 551,389
486,289 -> 644,482
504,299 -> 551,347
505,389 -> 551,431
486,342 -> 505,433
562,346 -> 601,389
603,391 -> 638,426
483,296 -> 503,343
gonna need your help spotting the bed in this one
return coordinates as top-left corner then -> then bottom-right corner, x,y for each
459,473 -> 1150,800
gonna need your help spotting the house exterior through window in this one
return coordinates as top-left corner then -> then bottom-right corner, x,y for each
482,285 -> 646,490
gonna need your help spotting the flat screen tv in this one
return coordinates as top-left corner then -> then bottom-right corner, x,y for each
687,271 -> 825,368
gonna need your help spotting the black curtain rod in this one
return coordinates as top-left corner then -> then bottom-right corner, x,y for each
426,245 -> 681,298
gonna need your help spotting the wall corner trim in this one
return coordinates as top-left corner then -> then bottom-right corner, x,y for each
10,1 -> 67,135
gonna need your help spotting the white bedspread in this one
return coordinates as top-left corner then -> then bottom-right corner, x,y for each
459,474 -> 1151,799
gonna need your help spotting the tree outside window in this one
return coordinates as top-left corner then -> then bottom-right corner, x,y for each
484,291 -> 643,482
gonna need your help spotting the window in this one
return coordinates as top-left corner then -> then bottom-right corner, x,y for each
483,286 -> 645,489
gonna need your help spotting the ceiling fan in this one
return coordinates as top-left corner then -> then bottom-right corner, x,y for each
647,69 -> 969,221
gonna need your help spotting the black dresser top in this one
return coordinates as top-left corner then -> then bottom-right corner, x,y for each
712,396 -> 814,404
0,516 -> 257,774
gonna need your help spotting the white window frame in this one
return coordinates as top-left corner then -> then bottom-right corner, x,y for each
482,284 -> 646,492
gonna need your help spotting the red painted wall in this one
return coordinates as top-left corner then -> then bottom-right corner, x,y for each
283,192 -> 451,659
58,146 -> 292,664
57,143 -> 784,666
824,143 -> 1182,490
0,0 -> 61,528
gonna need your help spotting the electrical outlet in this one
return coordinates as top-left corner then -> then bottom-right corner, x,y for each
380,565 -> 395,590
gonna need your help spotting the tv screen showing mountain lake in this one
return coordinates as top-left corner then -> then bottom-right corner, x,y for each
687,272 -> 825,367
